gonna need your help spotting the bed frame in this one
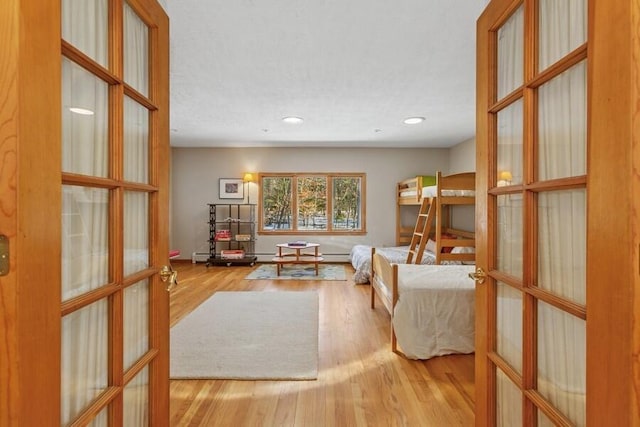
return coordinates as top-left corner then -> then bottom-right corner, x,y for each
370,249 -> 400,353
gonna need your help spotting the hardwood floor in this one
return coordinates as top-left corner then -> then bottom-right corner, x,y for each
169,262 -> 475,426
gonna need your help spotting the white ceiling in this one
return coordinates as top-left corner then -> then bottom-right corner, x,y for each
168,0 -> 488,148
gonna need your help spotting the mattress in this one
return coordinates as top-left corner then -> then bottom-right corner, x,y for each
392,264 -> 476,359
421,185 -> 476,198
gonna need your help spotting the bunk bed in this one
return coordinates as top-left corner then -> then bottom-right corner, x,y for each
370,250 -> 476,359
403,171 -> 476,264
350,171 -> 476,284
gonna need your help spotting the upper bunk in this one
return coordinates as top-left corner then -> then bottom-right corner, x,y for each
396,175 -> 436,205
396,171 -> 476,206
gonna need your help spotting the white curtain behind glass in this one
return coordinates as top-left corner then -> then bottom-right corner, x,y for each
497,6 -> 523,99
535,0 -> 587,424
62,0 -> 151,423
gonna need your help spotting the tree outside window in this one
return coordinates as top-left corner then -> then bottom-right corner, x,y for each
259,173 -> 365,234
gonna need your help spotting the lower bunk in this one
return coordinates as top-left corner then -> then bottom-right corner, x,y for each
350,242 -> 474,284
370,250 -> 476,360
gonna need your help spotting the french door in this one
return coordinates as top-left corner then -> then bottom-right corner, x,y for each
60,0 -> 170,425
475,0 -> 588,425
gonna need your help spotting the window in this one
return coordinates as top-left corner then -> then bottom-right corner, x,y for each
259,173 -> 366,235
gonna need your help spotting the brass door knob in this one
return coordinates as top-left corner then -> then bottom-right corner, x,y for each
468,267 -> 487,284
159,265 -> 178,291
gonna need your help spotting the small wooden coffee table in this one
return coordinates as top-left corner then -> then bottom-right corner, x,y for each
272,243 -> 323,276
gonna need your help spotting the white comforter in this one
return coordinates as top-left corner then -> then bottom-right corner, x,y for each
392,264 -> 476,359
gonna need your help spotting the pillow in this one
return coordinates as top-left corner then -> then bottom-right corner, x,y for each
426,239 -> 436,253
452,246 -> 475,265
440,233 -> 457,253
420,175 -> 436,187
451,246 -> 475,254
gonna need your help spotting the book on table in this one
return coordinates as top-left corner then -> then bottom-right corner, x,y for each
287,241 -> 307,247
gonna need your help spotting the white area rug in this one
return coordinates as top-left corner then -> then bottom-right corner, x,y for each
170,291 -> 319,380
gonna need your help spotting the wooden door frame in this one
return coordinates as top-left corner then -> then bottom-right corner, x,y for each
0,0 -> 170,425
587,0 -> 640,424
476,0 -> 640,424
0,0 -> 62,424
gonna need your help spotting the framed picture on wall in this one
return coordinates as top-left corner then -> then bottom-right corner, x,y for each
219,178 -> 244,199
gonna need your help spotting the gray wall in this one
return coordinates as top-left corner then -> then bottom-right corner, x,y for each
170,147 -> 453,261
448,137 -> 476,231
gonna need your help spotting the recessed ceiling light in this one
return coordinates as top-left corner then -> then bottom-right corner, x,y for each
69,107 -> 95,115
403,117 -> 425,125
282,116 -> 304,124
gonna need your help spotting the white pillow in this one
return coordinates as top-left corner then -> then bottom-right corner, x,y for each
425,239 -> 436,253
451,246 -> 475,254
452,246 -> 475,265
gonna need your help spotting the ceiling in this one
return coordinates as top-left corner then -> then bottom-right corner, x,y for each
168,0 -> 488,148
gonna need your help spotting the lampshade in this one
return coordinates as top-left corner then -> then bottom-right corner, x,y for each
499,171 -> 512,181
243,172 -> 254,182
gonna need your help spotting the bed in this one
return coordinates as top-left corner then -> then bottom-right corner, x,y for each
370,250 -> 476,360
349,244 -> 439,284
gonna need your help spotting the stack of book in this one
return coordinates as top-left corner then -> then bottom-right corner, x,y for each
221,249 -> 245,259
287,241 -> 307,247
214,230 -> 231,241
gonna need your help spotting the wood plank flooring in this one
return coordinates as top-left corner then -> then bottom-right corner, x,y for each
169,262 -> 475,426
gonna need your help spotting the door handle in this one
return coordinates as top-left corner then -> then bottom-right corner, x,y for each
159,265 -> 178,291
468,267 -> 487,284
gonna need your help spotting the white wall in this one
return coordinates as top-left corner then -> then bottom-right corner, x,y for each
448,137 -> 476,231
171,147 -> 450,261
449,137 -> 476,173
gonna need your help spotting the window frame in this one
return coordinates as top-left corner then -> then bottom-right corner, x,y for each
258,172 -> 366,235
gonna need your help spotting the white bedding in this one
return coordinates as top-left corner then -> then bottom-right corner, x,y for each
399,187 -> 476,199
421,185 -> 476,198
349,245 -> 438,284
392,264 -> 476,359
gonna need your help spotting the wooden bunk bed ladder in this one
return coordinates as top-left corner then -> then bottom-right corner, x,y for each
406,197 -> 434,264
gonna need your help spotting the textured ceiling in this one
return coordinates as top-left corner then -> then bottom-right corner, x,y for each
168,0 -> 487,148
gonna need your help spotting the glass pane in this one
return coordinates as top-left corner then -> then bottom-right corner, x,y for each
61,299 -> 108,426
497,195 -> 523,278
496,368 -> 522,427
497,5 -> 524,99
262,177 -> 292,230
538,61 -> 587,180
61,0 -> 108,67
88,407 -> 108,427
538,410 -> 556,427
124,279 -> 149,371
62,58 -> 109,177
538,190 -> 586,304
124,97 -> 149,183
123,367 -> 149,426
62,186 -> 109,301
297,176 -> 327,231
497,99 -> 523,186
333,177 -> 362,231
124,3 -> 149,97
496,282 -> 523,374
538,301 -> 586,426
124,191 -> 149,276
539,0 -> 587,70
